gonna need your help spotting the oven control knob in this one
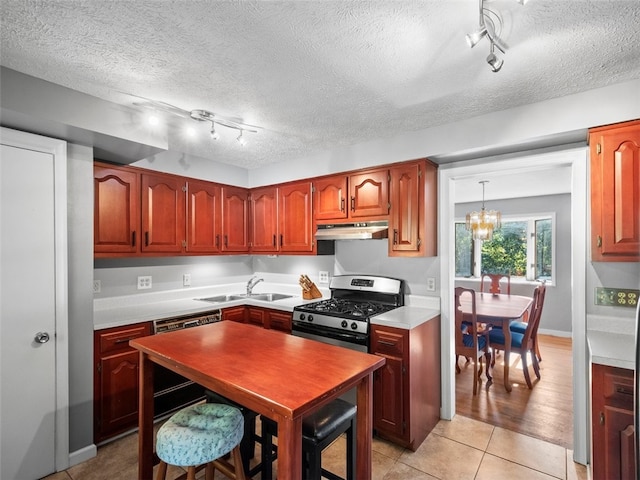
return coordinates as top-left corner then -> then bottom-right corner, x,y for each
341,320 -> 348,329
308,315 -> 314,322
299,313 -> 306,321
351,322 -> 358,330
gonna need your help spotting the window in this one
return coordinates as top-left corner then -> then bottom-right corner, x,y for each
455,215 -> 554,283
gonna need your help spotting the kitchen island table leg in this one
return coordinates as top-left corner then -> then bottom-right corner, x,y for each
138,352 -> 154,480
275,414 -> 303,480
356,373 -> 374,479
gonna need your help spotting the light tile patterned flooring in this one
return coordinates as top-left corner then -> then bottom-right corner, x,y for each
44,414 -> 589,480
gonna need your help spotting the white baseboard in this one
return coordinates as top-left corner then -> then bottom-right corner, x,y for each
68,444 -> 97,467
538,328 -> 572,338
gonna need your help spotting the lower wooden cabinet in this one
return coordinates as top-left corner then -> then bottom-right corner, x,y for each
94,323 -> 152,444
371,316 -> 441,450
591,363 -> 637,480
222,306 -> 292,333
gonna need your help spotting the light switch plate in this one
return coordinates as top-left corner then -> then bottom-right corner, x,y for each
595,287 -> 639,308
183,274 -> 191,287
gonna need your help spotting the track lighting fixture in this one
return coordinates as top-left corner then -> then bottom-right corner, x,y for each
210,121 -> 220,140
466,0 -> 526,72
236,130 -> 246,146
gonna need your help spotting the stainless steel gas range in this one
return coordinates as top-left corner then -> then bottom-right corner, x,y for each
292,274 -> 405,352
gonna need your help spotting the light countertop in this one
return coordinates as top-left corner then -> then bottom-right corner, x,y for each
94,284 -> 441,331
587,314 -> 636,371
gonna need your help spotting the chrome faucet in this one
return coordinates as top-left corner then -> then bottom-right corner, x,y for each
246,276 -> 264,296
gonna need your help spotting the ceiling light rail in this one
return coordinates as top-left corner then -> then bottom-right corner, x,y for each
466,0 -> 527,72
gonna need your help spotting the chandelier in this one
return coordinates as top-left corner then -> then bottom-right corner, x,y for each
466,181 -> 501,241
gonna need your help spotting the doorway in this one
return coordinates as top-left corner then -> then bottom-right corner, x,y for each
438,147 -> 589,464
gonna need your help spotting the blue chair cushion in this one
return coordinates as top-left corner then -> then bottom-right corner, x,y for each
488,328 -> 525,349
510,320 -> 527,334
462,332 -> 487,349
156,403 -> 244,467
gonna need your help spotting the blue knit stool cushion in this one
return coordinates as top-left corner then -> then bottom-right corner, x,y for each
510,320 -> 527,334
488,328 -> 525,349
156,403 -> 244,467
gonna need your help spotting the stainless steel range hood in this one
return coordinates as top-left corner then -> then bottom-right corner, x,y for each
315,221 -> 389,240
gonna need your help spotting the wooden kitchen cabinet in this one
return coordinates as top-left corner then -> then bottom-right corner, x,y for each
94,162 -> 140,255
221,306 -> 292,333
140,172 -> 186,253
246,306 -> 267,327
186,179 -> 222,253
221,306 -> 247,323
94,322 -> 152,444
250,186 -> 279,253
265,309 -> 293,333
591,363 -> 637,480
279,180 -> 314,253
349,168 -> 389,218
590,119 -> 640,261
314,175 -> 348,220
388,160 -> 437,257
221,185 -> 250,253
371,316 -> 441,450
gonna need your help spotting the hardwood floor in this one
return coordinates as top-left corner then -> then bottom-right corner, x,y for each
455,334 -> 573,449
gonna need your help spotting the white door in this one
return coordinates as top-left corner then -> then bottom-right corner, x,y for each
0,138 -> 67,479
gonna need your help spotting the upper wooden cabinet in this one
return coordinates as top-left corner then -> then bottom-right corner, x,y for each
314,169 -> 389,221
250,186 -> 279,253
94,163 -> 140,254
221,186 -> 250,253
279,181 -> 314,253
590,119 -> 640,262
389,160 -> 437,257
141,172 -> 185,254
186,180 -> 222,254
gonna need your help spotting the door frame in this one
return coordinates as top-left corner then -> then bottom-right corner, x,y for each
438,146 -> 589,464
1,127 -> 70,472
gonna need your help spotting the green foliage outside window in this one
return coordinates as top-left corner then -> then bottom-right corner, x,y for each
481,221 -> 527,276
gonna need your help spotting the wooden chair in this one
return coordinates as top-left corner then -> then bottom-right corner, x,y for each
488,284 -> 546,389
480,273 -> 511,295
454,287 -> 492,395
510,282 -> 546,362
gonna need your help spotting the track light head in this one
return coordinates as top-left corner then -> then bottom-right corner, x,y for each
237,130 -> 246,146
486,46 -> 504,72
210,122 -> 220,140
466,26 -> 488,48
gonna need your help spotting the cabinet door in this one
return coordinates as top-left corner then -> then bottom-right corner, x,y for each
279,181 -> 314,253
590,120 -> 640,261
349,169 -> 389,218
246,307 -> 266,327
94,163 -> 140,254
267,310 -> 292,333
221,186 -> 250,253
250,186 -> 279,252
141,172 -> 186,253
186,180 -> 222,253
97,351 -> 140,441
222,306 -> 246,323
314,175 -> 348,220
389,163 -> 421,254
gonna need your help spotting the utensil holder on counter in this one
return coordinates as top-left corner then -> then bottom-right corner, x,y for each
299,274 -> 323,300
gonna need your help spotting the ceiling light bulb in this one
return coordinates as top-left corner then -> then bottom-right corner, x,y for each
210,122 -> 220,140
466,26 -> 487,48
147,114 -> 159,126
237,130 -> 246,146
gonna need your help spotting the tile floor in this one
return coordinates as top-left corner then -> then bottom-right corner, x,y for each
43,415 -> 590,480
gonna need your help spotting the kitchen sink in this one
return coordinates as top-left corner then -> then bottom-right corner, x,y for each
197,293 -> 294,303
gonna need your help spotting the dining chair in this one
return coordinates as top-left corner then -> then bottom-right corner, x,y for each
510,282 -> 546,362
454,287 -> 492,395
480,273 -> 511,295
488,284 -> 546,389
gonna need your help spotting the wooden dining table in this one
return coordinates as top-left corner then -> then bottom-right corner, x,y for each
458,291 -> 533,392
130,320 -> 385,480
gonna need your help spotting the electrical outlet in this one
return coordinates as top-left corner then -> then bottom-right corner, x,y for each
93,280 -> 101,293
183,274 -> 191,287
318,271 -> 329,284
137,276 -> 152,290
426,277 -> 436,292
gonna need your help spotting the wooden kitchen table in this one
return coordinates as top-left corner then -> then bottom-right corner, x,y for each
130,321 -> 385,480
458,291 -> 533,392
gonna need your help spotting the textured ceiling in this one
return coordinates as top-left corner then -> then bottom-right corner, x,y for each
1,1 -> 640,169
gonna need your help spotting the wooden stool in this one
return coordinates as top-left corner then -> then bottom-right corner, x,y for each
155,403 -> 247,480
260,398 -> 356,480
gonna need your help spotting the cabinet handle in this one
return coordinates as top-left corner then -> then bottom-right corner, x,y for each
600,412 -> 605,426
393,229 -> 398,245
224,235 -> 228,248
144,231 -> 149,246
280,234 -> 283,247
131,231 -> 136,247
596,235 -> 602,248
378,340 -> 396,346
215,234 -> 220,248
616,385 -> 634,396
340,198 -> 345,212
350,196 -> 355,211
114,337 -> 138,344
273,234 -> 276,247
